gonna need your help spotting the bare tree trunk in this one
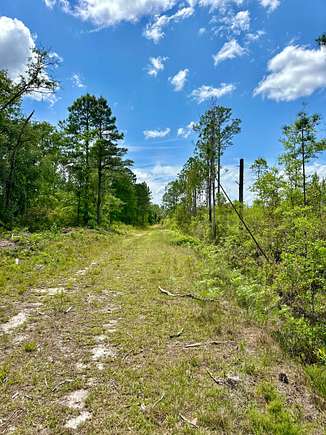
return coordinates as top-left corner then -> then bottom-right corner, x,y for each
212,173 -> 216,240
96,160 -> 102,225
301,128 -> 307,206
208,170 -> 212,223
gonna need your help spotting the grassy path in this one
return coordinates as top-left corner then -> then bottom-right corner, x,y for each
0,228 -> 325,434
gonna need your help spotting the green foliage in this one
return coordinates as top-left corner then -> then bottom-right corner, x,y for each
23,341 -> 37,352
305,365 -> 326,399
0,366 -> 8,384
164,108 -> 326,367
249,383 -> 303,435
0,67 -> 157,229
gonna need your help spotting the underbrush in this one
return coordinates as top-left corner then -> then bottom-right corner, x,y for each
165,224 -> 326,401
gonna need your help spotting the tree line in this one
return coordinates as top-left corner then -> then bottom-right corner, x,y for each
0,50 -> 158,230
163,100 -> 326,363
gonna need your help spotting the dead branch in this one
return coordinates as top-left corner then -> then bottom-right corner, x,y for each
152,393 -> 165,409
206,369 -> 224,385
159,286 -> 216,302
184,340 -> 234,349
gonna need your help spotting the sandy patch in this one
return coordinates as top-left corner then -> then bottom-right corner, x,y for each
0,311 -> 28,333
33,287 -> 65,296
91,344 -> 116,360
65,411 -> 92,430
61,389 -> 89,410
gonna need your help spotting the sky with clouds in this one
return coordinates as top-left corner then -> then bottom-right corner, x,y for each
0,0 -> 325,203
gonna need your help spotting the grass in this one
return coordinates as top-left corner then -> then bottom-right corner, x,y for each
0,227 -> 325,433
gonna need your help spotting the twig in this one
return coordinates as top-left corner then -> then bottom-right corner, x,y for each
206,369 -> 224,385
0,409 -> 24,434
65,306 -> 73,314
179,414 -> 198,428
51,379 -> 73,392
184,340 -> 233,349
159,287 -> 215,302
152,393 -> 165,409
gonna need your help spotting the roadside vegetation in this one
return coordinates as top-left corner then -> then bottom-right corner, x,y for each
162,102 -> 326,404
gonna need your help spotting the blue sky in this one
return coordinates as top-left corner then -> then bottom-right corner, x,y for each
0,0 -> 326,202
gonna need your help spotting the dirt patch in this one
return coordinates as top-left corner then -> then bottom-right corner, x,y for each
0,311 -> 29,333
65,411 -> 92,430
33,287 -> 65,296
61,389 -> 89,410
91,343 -> 117,360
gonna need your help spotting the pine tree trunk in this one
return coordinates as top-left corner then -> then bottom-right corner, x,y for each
301,128 -> 307,206
96,159 -> 102,225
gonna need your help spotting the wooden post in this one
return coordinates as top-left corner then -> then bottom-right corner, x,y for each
239,159 -> 244,213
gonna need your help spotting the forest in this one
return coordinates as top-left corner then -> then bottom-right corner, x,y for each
0,50 -> 159,231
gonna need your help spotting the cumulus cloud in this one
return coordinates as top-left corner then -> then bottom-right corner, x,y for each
191,83 -> 236,103
134,163 -> 181,203
177,121 -> 195,138
254,45 -> 326,101
169,69 -> 189,91
0,16 -> 35,80
0,16 -> 60,105
147,56 -> 168,77
259,0 -> 280,12
144,6 -> 194,43
144,128 -> 171,139
72,73 -> 85,88
213,39 -> 246,65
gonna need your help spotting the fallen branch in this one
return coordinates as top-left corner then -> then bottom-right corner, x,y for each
159,287 -> 216,302
207,370 -> 240,388
184,340 -> 234,349
206,369 -> 224,385
152,393 -> 165,409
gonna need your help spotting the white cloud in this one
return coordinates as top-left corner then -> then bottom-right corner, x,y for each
198,27 -> 206,35
169,68 -> 189,91
73,0 -> 178,27
254,45 -> 326,101
134,163 -> 181,203
191,83 -> 236,103
0,16 -> 59,105
232,10 -> 250,33
177,121 -> 195,138
213,39 -> 246,65
144,6 -> 194,43
226,10 -> 250,34
259,0 -> 280,12
72,73 -> 85,88
144,128 -> 171,139
199,0 -> 244,12
0,16 -> 35,80
44,0 -> 57,8
246,30 -> 265,43
147,56 -> 168,77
